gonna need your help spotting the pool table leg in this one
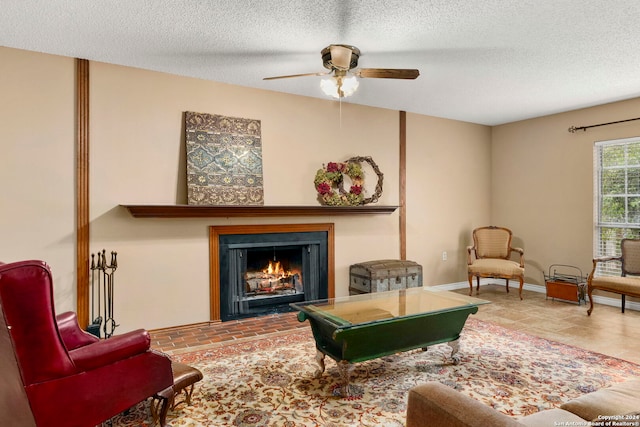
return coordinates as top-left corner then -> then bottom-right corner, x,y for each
314,350 -> 326,378
448,339 -> 461,365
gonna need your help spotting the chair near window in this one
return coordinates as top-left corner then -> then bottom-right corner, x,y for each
467,226 -> 525,300
587,238 -> 640,315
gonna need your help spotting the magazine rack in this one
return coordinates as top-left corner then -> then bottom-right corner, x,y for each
544,264 -> 587,304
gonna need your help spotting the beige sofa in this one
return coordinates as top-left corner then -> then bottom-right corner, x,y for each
406,380 -> 640,427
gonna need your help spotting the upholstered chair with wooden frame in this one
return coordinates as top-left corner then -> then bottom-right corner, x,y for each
587,238 -> 640,315
467,226 -> 525,300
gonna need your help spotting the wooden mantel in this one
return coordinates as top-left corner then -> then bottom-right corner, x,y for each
121,204 -> 398,218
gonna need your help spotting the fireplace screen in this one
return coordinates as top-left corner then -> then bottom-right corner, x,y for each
218,231 -> 328,321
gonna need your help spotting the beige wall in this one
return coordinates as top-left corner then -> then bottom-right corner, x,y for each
16,44 -> 639,331
0,47 -> 77,309
406,114 -> 492,284
89,61 -> 403,329
492,98 -> 640,287
0,46 -> 492,331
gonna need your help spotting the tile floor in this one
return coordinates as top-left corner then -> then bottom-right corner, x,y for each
469,284 -> 640,363
150,284 -> 640,363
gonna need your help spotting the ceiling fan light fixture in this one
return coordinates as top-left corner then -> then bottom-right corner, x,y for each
320,75 -> 359,99
329,45 -> 354,70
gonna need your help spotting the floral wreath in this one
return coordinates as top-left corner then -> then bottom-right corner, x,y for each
314,157 -> 384,206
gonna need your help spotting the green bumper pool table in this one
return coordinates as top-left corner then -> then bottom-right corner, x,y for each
290,287 -> 489,396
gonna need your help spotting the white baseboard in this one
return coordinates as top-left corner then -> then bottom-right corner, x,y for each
432,279 -> 640,312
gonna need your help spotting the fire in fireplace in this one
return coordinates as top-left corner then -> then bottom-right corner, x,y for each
217,229 -> 329,321
245,259 -> 303,298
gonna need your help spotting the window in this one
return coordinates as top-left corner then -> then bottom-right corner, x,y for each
595,137 -> 640,275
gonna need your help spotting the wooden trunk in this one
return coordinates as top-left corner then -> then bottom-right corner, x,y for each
349,259 -> 423,295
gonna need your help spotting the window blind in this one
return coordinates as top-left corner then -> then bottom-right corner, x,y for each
594,137 -> 640,276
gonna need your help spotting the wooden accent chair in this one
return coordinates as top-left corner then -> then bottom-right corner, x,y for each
467,226 -> 525,299
587,238 -> 640,315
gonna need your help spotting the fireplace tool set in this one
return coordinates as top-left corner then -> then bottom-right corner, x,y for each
87,250 -> 118,338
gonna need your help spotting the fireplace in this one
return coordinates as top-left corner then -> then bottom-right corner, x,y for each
210,224 -> 335,321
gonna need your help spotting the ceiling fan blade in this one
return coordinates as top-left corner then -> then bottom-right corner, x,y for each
355,68 -> 420,79
263,71 -> 330,80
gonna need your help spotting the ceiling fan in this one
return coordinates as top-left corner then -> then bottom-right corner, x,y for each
263,44 -> 420,99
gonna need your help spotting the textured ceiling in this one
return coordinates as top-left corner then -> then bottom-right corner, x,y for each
2,0 -> 640,125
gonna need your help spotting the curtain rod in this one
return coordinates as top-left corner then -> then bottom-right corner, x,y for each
568,116 -> 640,133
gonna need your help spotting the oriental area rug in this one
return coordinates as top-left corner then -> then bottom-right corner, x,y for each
111,318 -> 640,427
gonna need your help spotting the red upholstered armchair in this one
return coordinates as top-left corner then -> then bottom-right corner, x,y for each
0,260 -> 174,427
